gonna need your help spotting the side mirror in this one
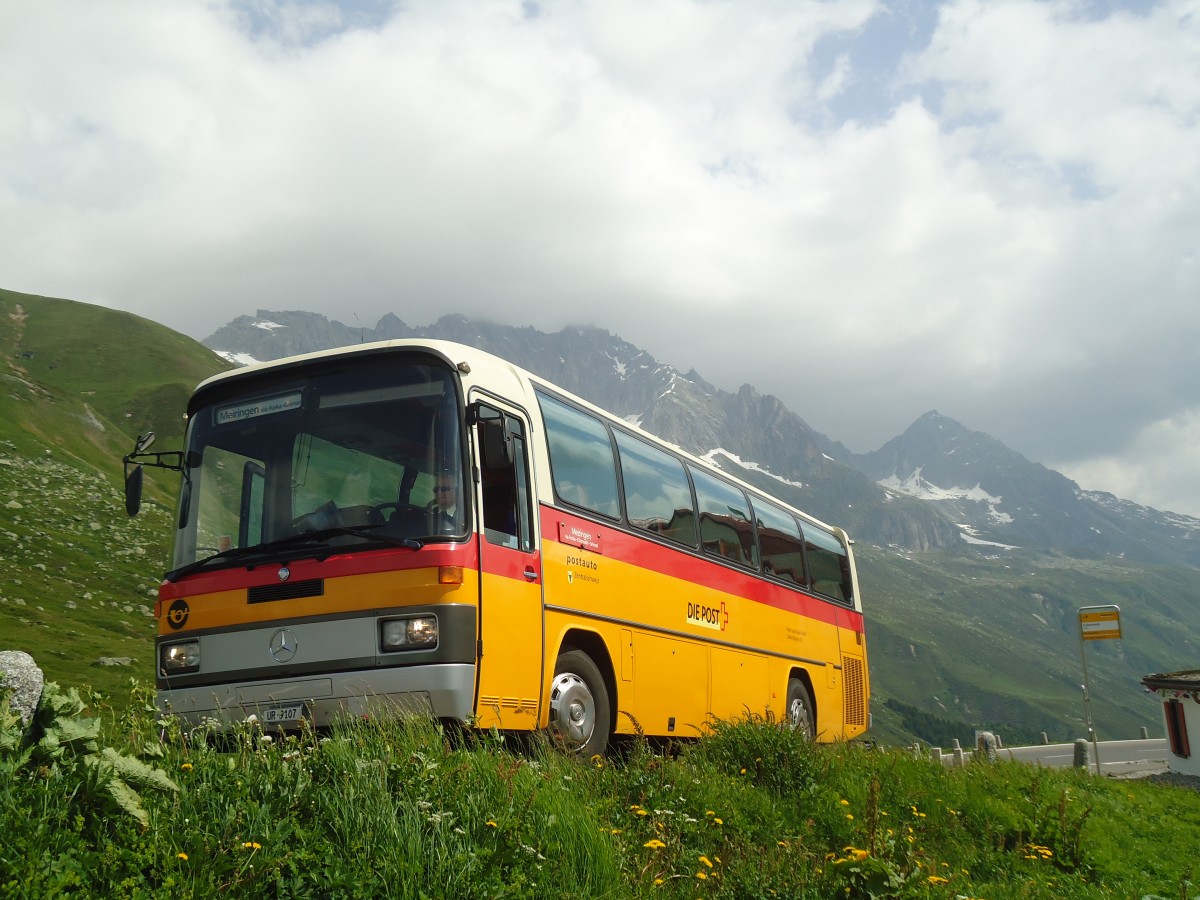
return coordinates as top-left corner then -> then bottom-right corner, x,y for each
135,432 -> 156,454
124,464 -> 144,517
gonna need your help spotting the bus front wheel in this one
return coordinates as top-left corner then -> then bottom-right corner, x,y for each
786,678 -> 815,740
549,649 -> 611,757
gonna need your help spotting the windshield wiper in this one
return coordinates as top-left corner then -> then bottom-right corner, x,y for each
165,526 -> 423,582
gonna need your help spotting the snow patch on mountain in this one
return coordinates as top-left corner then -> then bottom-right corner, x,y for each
215,350 -> 261,366
880,468 -> 1013,524
702,449 -> 805,490
253,320 -> 286,331
956,524 -> 1019,550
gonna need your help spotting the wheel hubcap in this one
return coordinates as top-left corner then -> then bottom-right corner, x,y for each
549,672 -> 595,748
789,699 -> 811,738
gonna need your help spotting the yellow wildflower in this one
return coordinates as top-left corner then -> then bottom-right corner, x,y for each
927,875 -> 949,885
653,878 -> 664,886
644,839 -> 667,850
713,817 -> 723,825
699,855 -> 713,868
241,842 -> 262,850
839,799 -> 849,806
695,871 -> 708,880
180,763 -> 193,771
176,852 -> 188,861
486,820 -> 498,828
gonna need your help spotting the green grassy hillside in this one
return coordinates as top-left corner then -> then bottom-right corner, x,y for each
0,289 -> 228,698
860,546 -> 1193,744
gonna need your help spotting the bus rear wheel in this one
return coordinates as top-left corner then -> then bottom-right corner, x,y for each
549,649 -> 611,757
786,678 -> 815,740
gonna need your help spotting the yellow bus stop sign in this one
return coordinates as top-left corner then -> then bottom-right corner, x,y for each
1079,607 -> 1122,641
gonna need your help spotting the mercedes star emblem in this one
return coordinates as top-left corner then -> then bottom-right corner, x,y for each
269,629 -> 299,663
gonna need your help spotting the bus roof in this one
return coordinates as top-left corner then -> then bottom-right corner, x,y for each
192,339 -> 852,542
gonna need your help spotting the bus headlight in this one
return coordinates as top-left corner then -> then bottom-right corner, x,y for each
380,615 -> 438,651
160,640 -> 200,674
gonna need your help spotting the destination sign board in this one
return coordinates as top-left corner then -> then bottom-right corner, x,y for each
1079,607 -> 1122,641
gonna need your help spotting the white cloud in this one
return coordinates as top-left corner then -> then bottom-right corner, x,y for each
1,0 -> 1198,515
1057,406 -> 1200,519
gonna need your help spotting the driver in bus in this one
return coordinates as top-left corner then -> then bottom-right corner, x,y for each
428,471 -> 460,532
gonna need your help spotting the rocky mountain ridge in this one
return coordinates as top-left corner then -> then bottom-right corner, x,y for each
204,310 -> 1200,568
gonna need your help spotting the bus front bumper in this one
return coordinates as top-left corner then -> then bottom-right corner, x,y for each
156,663 -> 477,730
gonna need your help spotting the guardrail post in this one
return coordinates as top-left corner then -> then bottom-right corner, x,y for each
952,739 -> 963,767
931,747 -> 943,766
1073,738 -> 1089,769
1040,732 -> 1049,745
976,731 -> 998,763
1140,726 -> 1148,739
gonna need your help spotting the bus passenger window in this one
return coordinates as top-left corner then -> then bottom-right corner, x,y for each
689,467 -> 758,567
750,497 -> 807,586
802,523 -> 853,603
615,430 -> 696,547
537,393 -> 620,519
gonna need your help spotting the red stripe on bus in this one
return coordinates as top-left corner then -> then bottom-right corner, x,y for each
541,506 -> 865,632
159,542 -> 480,600
479,544 -> 542,581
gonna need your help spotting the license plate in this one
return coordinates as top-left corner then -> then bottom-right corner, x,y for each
261,703 -> 305,725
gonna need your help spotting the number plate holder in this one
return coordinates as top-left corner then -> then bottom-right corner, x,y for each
259,703 -> 306,726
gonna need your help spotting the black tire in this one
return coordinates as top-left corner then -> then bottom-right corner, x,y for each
786,677 -> 815,740
548,649 -> 611,757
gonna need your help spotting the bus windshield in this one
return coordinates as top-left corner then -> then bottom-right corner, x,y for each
170,356 -> 465,574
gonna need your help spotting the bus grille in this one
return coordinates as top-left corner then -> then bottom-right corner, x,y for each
842,655 -> 866,727
248,579 -> 325,604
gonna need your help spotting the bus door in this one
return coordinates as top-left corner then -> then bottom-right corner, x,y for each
471,399 -> 545,731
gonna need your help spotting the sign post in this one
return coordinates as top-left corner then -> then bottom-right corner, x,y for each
1077,605 -> 1122,775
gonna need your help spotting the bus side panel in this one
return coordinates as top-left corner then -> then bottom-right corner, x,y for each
710,649 -> 769,724
541,509 -> 859,740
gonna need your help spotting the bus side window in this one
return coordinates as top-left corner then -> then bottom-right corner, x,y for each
615,430 -> 697,547
802,523 -> 853,603
749,496 -> 807,586
537,392 -> 621,519
689,467 -> 758,568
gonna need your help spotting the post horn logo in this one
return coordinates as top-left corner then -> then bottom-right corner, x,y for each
166,599 -> 189,630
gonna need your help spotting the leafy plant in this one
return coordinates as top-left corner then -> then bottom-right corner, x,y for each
1,681 -> 177,827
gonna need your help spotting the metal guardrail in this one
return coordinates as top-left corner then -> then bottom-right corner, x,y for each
923,735 -> 1168,774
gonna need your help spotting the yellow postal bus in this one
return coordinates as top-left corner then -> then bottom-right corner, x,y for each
125,340 -> 869,753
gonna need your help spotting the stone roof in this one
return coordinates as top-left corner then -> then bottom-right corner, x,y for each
1141,669 -> 1200,692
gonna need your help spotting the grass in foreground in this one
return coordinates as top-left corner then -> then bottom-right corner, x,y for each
2,681 -> 1198,899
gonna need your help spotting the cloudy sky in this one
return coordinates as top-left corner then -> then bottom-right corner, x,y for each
3,0 -> 1199,515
